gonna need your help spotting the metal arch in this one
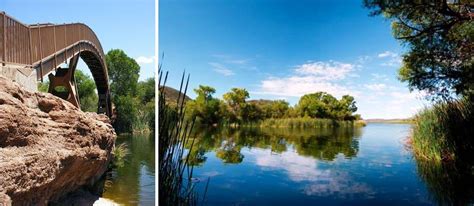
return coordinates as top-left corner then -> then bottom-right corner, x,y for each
0,12 -> 112,117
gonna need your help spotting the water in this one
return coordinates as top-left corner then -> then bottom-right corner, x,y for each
188,123 -> 445,205
102,134 -> 155,205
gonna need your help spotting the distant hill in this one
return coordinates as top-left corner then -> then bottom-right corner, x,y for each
159,86 -> 191,106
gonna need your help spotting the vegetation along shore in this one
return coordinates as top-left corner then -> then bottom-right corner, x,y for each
182,85 -> 365,128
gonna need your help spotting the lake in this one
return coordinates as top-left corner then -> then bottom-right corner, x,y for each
188,123 -> 470,205
102,134 -> 155,205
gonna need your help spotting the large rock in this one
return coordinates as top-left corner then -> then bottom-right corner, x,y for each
0,76 -> 116,205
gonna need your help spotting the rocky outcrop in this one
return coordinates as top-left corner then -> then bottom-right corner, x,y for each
0,76 -> 116,205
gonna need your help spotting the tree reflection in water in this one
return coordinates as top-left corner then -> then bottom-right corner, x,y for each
186,126 -> 363,166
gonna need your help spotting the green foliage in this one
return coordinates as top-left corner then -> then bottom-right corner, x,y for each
250,100 -> 289,119
137,78 -> 155,103
259,117 -> 359,129
75,70 -> 98,112
159,69 -> 200,205
186,85 -> 224,125
106,49 -> 140,98
186,126 -> 363,164
296,92 -> 358,120
113,95 -> 138,133
37,81 -> 49,92
185,85 -> 361,127
223,88 -> 250,124
364,0 -> 474,100
111,143 -> 129,168
106,49 -> 154,133
37,70 -> 99,112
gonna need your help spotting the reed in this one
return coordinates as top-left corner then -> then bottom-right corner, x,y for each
159,65 -> 207,205
256,117 -> 365,128
411,98 -> 474,164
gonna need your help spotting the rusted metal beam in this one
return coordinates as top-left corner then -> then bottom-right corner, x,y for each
0,11 -> 111,117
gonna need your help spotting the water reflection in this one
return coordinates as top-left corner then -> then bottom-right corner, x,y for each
190,124 -> 440,205
416,158 -> 474,205
188,127 -> 362,165
102,134 -> 155,205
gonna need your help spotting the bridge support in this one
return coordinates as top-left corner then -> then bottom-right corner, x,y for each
47,56 -> 81,108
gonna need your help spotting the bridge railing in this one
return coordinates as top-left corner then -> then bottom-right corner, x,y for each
0,12 -> 32,67
0,12 -> 106,69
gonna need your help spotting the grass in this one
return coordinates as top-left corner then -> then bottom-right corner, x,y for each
410,98 -> 474,165
111,143 -> 129,168
159,67 -> 208,205
256,117 -> 366,128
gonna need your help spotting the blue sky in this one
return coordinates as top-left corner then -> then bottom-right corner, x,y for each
2,0 -> 155,80
160,0 -> 429,119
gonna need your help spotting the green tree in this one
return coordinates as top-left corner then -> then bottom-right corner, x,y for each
113,95 -> 138,133
106,49 -> 140,133
137,78 -> 155,103
296,92 -> 337,118
186,85 -> 223,125
364,0 -> 474,100
223,88 -> 250,124
337,95 -> 358,120
296,92 -> 358,120
106,49 -> 140,97
137,78 -> 156,132
75,70 -> 98,112
241,103 -> 263,122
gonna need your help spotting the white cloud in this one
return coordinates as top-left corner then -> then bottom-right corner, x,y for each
247,148 -> 373,197
377,51 -> 397,58
256,61 -> 358,98
364,83 -> 387,92
295,61 -> 354,81
252,148 -> 326,182
377,51 -> 402,67
209,62 -> 235,76
135,56 -> 155,64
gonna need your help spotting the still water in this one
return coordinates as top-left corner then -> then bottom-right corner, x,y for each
189,123 -> 473,205
102,134 -> 155,205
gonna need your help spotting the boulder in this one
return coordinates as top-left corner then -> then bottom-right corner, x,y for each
0,76 -> 116,205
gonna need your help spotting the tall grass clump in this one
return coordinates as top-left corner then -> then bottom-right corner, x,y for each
411,98 -> 474,164
258,117 -> 365,128
159,66 -> 207,205
111,143 -> 129,168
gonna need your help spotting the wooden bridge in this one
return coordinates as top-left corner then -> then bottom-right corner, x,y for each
0,12 -> 112,117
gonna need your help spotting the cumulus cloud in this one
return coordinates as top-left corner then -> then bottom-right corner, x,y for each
135,56 -> 155,64
256,61 -> 358,97
209,62 -> 235,76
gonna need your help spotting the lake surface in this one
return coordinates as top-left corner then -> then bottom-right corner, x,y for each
189,123 -> 469,205
102,134 -> 155,205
